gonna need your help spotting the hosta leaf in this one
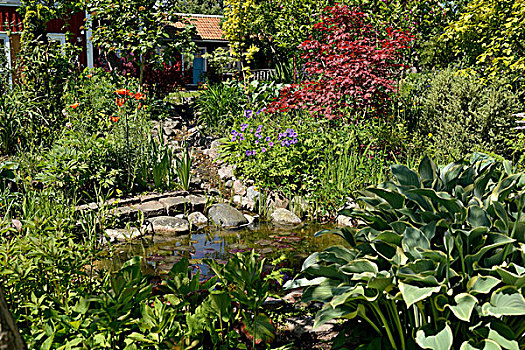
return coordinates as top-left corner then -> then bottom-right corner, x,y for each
367,275 -> 394,292
402,226 -> 431,252
415,323 -> 453,350
399,282 -> 441,308
367,187 -> 405,209
488,328 -> 519,350
489,175 -> 519,202
465,233 -> 515,267
302,279 -> 343,303
467,275 -> 501,294
314,303 -> 366,328
284,277 -> 327,290
375,231 -> 403,246
481,288 -> 525,317
419,155 -> 438,186
408,188 -> 463,215
445,293 -> 478,321
340,259 -> 378,274
494,264 -> 525,289
460,340 -> 502,350
392,164 -> 421,187
473,163 -> 497,199
468,205 -> 491,227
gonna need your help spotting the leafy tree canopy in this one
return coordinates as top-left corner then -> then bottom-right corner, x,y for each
440,0 -> 525,80
169,0 -> 223,15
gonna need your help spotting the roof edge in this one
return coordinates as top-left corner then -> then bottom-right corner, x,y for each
174,13 -> 224,19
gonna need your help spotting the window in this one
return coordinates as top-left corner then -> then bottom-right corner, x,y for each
47,33 -> 66,46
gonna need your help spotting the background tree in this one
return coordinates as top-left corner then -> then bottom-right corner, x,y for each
169,0 -> 223,15
89,0 -> 196,88
440,0 -> 525,81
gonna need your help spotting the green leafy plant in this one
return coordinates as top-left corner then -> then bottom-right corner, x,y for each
287,153 -> 525,349
174,141 -> 192,192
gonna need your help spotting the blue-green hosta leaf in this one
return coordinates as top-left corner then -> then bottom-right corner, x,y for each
398,259 -> 440,286
302,252 -> 320,270
314,303 -> 366,328
340,259 -> 378,275
324,246 -> 358,263
391,246 -> 409,266
408,188 -> 463,215
402,226 -> 431,252
421,221 -> 437,241
284,277 -> 327,290
488,328 -> 519,350
399,282 -> 441,308
419,155 -> 438,187
445,293 -> 478,321
489,175 -> 520,203
473,163 -> 497,199
465,233 -> 515,267
468,205 -> 491,227
467,275 -> 501,294
367,275 -> 394,292
302,279 -> 343,303
367,187 -> 405,209
330,285 -> 379,307
494,264 -> 525,288
392,164 -> 421,187
375,231 -> 403,246
415,323 -> 453,350
460,340 -> 502,350
481,288 -> 525,317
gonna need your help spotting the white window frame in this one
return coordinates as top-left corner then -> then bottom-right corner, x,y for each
0,32 -> 12,87
47,33 -> 66,46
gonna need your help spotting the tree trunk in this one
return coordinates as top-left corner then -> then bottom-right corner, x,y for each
0,286 -> 26,350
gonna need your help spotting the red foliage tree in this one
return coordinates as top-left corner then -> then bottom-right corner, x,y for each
269,4 -> 414,119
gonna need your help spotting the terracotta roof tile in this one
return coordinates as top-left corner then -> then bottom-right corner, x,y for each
172,15 -> 226,41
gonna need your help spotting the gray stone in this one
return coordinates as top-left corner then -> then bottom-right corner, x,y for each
187,194 -> 207,211
271,208 -> 302,226
225,179 -> 233,188
245,186 -> 260,202
233,180 -> 246,196
208,203 -> 248,228
135,201 -> 166,218
233,195 -> 255,211
104,227 -> 142,243
175,214 -> 185,219
218,164 -> 234,180
149,216 -> 190,234
112,206 -> 139,221
336,215 -> 353,227
188,211 -> 208,227
159,196 -> 186,215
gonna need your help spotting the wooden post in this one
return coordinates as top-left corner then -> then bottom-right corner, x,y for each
0,286 -> 26,350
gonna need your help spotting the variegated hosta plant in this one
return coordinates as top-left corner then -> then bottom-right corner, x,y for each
285,153 -> 525,350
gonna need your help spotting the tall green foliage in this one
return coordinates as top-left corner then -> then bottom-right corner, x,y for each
287,154 -> 525,349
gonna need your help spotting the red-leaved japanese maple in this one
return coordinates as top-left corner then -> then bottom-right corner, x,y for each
269,4 -> 414,119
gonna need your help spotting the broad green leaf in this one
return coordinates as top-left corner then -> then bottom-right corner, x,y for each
494,264 -> 525,288
367,187 -> 405,209
446,293 -> 478,321
399,282 -> 441,308
241,313 -> 274,343
392,164 -> 421,187
460,340 -> 502,350
468,205 -> 490,227
481,288 -> 525,317
419,155 -> 438,186
314,304 -> 366,328
402,226 -> 431,252
415,323 -> 453,350
488,328 -> 519,350
467,275 -> 501,294
284,277 -> 327,290
340,259 -> 378,274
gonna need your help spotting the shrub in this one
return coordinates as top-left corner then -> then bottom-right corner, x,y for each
269,4 -> 414,120
397,69 -> 523,163
287,153 -> 525,349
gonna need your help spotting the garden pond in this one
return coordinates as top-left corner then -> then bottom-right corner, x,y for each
104,222 -> 345,278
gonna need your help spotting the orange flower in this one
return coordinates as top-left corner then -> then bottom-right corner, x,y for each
134,92 -> 145,100
116,98 -> 125,107
138,102 -> 142,109
110,116 -> 120,122
86,74 -> 92,78
70,102 -> 79,109
115,88 -> 130,95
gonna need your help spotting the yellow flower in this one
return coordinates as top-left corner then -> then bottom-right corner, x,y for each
428,133 -> 433,138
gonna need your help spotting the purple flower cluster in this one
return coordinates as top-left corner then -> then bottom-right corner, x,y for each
230,108 -> 298,157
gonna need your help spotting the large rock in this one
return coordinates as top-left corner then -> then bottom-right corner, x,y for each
208,203 -> 248,228
186,194 -> 207,212
188,211 -> 208,227
218,165 -> 234,180
336,215 -> 353,227
271,208 -> 302,226
149,216 -> 190,234
135,201 -> 166,218
233,180 -> 247,196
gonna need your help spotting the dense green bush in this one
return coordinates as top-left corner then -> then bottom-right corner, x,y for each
398,70 -> 523,163
287,153 -> 525,349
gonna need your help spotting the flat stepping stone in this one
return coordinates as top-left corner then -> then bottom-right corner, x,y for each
187,195 -> 207,211
208,203 -> 248,228
135,201 -> 166,218
112,206 -> 139,221
150,216 -> 190,234
188,211 -> 208,227
160,196 -> 186,215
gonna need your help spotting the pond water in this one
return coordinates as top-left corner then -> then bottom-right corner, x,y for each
105,222 -> 346,277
